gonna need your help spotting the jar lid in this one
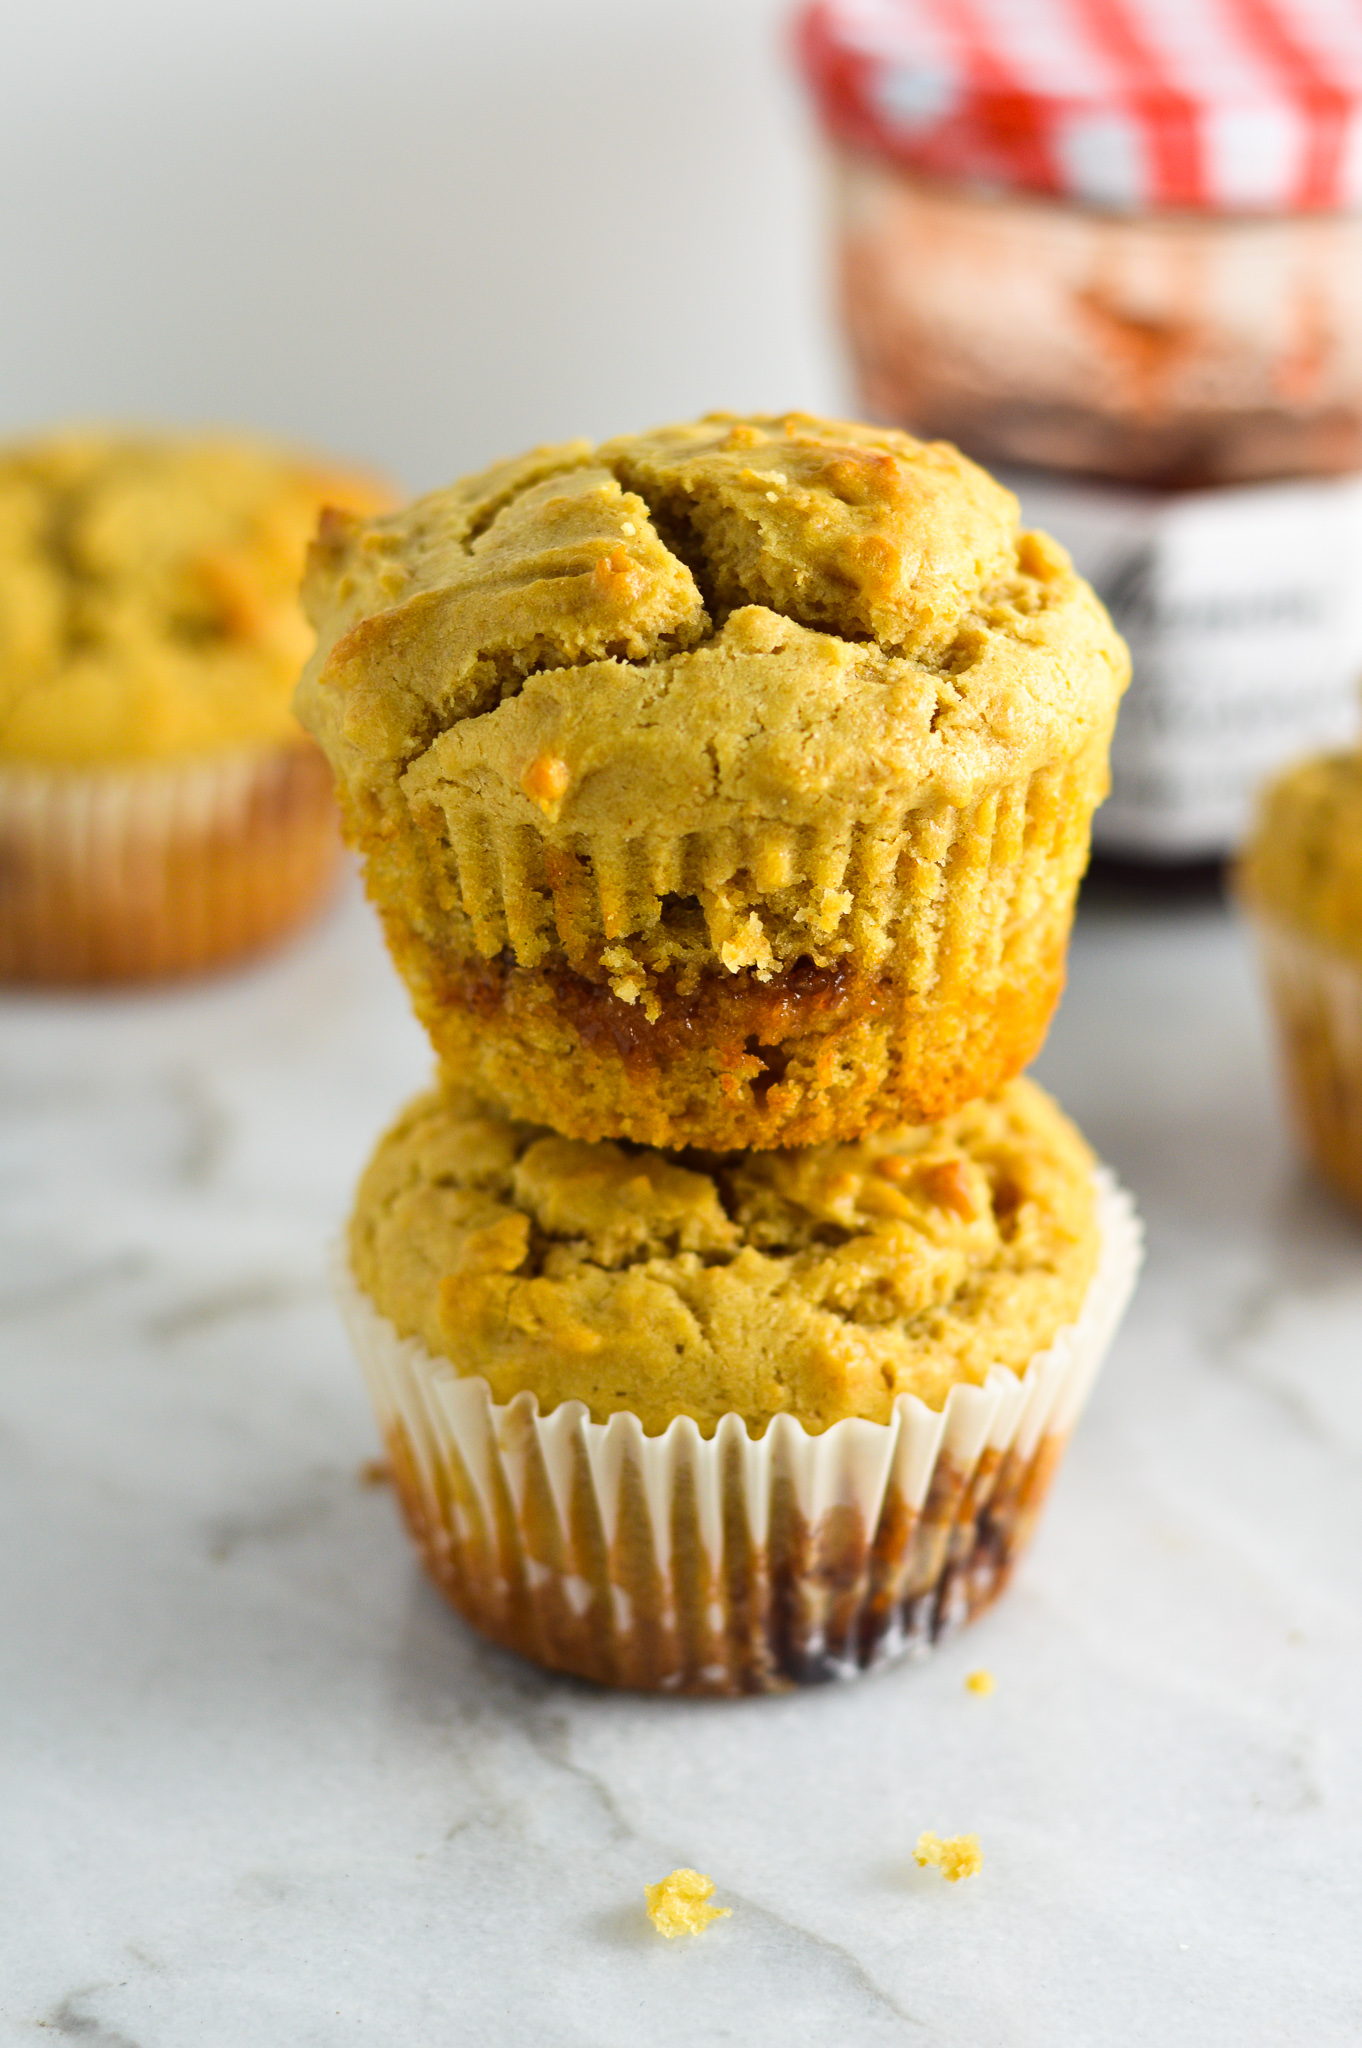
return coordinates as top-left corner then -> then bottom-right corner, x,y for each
797,0 -> 1362,214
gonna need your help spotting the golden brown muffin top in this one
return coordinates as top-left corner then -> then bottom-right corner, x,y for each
298,412 -> 1127,991
1239,748 -> 1362,962
349,1075 -> 1100,1436
0,430 -> 392,765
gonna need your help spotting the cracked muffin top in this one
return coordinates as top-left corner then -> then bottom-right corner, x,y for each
0,430 -> 392,765
297,412 -> 1128,996
349,1074 -> 1100,1435
1239,748 -> 1362,962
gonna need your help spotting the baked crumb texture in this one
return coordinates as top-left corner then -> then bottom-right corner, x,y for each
644,1870 -> 730,1937
350,1075 -> 1099,1434
0,430 -> 391,765
915,1832 -> 983,1882
964,1667 -> 995,1694
299,411 -> 1127,1147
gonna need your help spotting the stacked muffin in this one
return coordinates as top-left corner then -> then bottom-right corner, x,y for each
299,413 -> 1141,1693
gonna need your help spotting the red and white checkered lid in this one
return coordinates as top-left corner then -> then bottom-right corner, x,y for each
798,0 -> 1362,212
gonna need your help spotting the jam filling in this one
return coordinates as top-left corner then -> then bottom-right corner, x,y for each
433,944 -> 900,1070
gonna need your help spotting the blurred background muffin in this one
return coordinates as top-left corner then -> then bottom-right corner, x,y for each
0,430 -> 392,983
1239,746 -> 1362,1209
298,412 -> 1127,1148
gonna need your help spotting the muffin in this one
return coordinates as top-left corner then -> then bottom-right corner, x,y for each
297,413 -> 1128,1148
339,1076 -> 1141,1692
1238,747 -> 1362,1209
0,429 -> 392,983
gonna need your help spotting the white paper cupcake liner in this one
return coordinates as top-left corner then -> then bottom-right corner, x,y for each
336,1170 -> 1142,1694
0,742 -> 341,983
1249,914 -> 1362,1210
438,751 -> 1097,992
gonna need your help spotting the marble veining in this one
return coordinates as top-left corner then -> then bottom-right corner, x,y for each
1,871 -> 1360,2047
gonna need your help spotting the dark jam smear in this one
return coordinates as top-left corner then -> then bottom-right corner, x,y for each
439,948 -> 898,1070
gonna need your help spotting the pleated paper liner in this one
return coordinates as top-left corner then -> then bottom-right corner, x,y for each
337,1170 -> 1141,1695
0,740 -> 342,984
1250,915 -> 1362,1211
431,746 -> 1106,990
380,738 -> 1115,1149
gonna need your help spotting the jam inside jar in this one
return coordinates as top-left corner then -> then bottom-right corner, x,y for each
800,0 -> 1362,861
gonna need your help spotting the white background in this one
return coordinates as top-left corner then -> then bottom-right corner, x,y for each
0,0 -> 841,490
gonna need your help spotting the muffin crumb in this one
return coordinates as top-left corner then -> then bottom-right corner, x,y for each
964,1668 -> 995,1695
915,1832 -> 983,1881
645,1868 -> 730,1937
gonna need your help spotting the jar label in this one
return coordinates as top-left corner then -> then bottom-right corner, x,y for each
1001,468 -> 1362,859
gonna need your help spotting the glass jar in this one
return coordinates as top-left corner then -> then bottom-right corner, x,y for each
799,0 -> 1362,861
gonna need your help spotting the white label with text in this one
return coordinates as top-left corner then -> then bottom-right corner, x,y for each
1002,467 -> 1362,859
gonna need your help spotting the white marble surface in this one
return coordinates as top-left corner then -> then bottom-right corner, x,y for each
2,873 -> 1360,2047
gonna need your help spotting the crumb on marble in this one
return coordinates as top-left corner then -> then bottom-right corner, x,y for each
644,1868 -> 730,1937
915,1831 -> 983,1882
965,1668 -> 995,1695
358,1458 -> 391,1488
